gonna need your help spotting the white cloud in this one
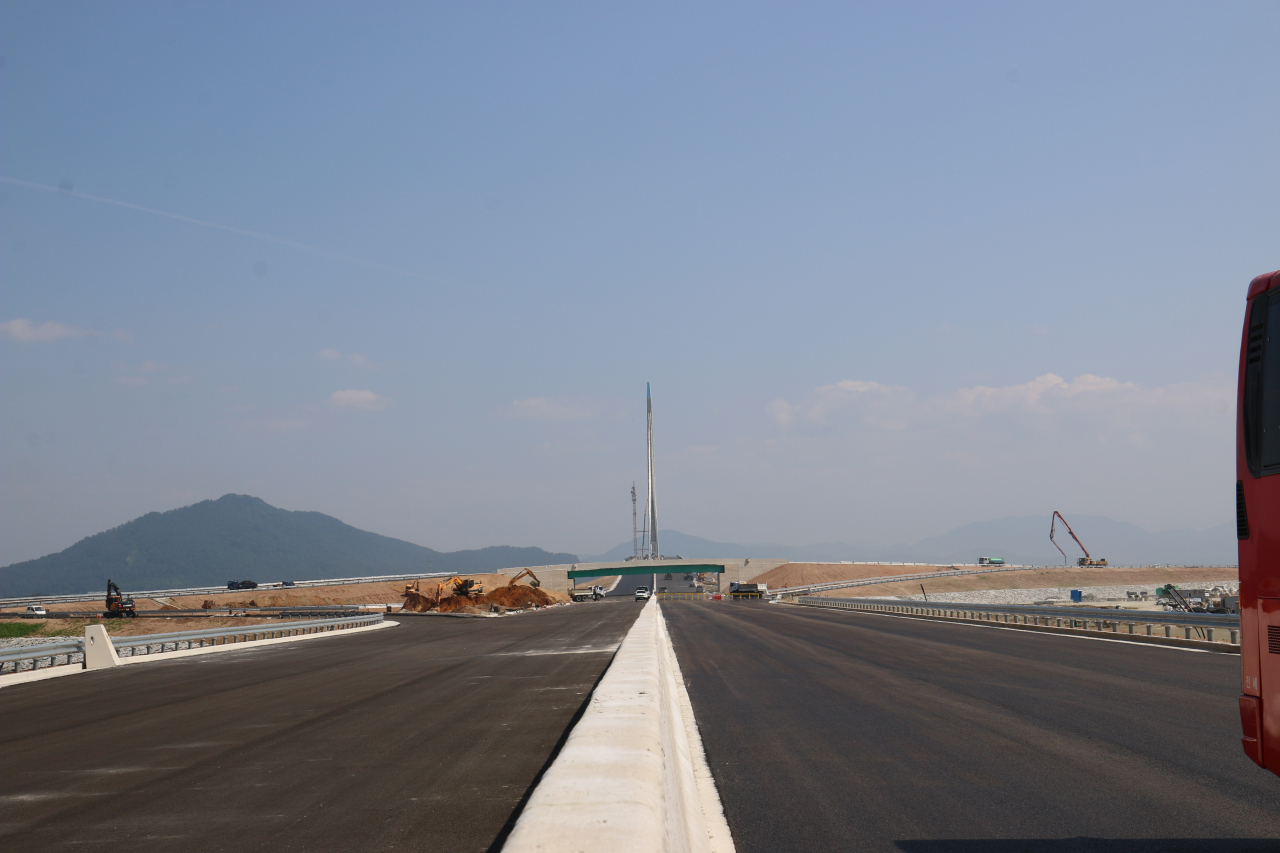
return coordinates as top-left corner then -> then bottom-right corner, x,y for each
769,379 -> 916,430
1,319 -> 95,342
509,397 -> 595,422
753,371 -> 1235,533
330,389 -> 388,410
317,348 -> 343,360
772,373 -> 1232,436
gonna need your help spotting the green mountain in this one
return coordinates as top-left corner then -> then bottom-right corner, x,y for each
0,494 -> 580,598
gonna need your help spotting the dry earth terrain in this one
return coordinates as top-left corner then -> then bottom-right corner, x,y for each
2,573 -> 568,636
751,562 -> 1238,598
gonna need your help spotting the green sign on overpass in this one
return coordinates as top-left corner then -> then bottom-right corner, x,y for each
567,563 -> 725,579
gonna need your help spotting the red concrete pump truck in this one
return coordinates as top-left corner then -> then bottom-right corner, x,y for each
1239,268 -> 1280,774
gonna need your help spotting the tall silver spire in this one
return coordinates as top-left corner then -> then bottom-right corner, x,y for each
646,383 -> 658,559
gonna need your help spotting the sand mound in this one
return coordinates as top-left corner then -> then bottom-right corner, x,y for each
430,584 -> 556,613
483,585 -> 555,609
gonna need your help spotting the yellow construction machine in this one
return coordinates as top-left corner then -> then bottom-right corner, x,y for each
400,576 -> 484,612
507,569 -> 541,588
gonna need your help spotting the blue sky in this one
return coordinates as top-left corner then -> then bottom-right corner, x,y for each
2,2 -> 1277,565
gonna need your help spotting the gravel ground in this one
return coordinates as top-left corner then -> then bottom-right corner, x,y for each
0,637 -> 84,674
870,579 -> 1238,605
0,636 -> 77,649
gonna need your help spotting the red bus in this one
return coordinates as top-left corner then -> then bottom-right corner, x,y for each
1239,268 -> 1280,773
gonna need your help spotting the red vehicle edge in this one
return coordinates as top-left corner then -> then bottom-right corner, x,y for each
1238,268 -> 1280,773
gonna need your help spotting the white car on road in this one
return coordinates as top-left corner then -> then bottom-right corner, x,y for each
635,586 -> 651,601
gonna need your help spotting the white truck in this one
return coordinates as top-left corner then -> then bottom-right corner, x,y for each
570,585 -> 606,602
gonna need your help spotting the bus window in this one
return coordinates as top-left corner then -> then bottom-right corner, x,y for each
1263,297 -> 1280,471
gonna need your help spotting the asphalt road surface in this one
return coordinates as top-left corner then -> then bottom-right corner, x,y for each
0,600 -> 639,852
663,600 -> 1280,853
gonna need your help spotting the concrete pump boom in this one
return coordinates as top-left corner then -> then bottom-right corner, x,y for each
1050,511 -> 1107,567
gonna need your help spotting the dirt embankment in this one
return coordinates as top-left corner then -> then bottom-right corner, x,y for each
1,574 -> 518,615
3,573 -> 571,624
751,563 -> 1240,598
10,615 -> 282,638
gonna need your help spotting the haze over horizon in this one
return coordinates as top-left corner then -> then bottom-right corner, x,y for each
3,3 -> 1276,566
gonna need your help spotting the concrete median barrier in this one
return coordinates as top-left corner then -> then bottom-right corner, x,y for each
502,598 -> 733,853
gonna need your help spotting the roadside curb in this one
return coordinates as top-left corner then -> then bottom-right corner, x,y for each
502,598 -> 734,853
0,619 -> 399,689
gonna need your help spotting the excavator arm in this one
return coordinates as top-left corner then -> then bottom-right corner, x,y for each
508,569 -> 541,588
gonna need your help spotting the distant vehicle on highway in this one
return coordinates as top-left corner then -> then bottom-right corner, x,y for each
635,586 -> 651,601
24,605 -> 47,617
227,580 -> 259,590
281,580 -> 296,587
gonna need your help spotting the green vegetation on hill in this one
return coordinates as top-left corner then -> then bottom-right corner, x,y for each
0,494 -> 579,598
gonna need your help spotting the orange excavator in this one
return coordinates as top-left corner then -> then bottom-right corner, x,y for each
1050,511 -> 1108,566
401,576 -> 485,612
507,569 -> 541,588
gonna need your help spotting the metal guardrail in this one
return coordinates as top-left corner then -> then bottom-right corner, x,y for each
0,614 -> 383,675
0,640 -> 86,669
0,573 -> 461,608
798,597 -> 1240,643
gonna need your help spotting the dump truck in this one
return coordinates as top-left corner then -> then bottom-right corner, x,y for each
570,585 -> 605,602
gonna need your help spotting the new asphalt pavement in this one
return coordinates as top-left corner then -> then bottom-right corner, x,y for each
0,600 -> 640,852
663,599 -> 1280,853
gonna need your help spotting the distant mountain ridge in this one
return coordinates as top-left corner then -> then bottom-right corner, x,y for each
584,516 -> 1237,567
0,494 -> 579,598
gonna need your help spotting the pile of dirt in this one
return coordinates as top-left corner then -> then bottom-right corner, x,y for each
483,585 -> 555,609
429,584 -> 558,613
435,598 -> 488,614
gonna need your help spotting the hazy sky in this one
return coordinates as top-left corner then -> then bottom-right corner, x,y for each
2,2 -> 1277,565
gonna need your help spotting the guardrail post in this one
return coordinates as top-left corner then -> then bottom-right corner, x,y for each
1183,627 -> 1192,640
1207,628 -> 1215,642
84,625 -> 119,670
1231,629 -> 1239,644
1164,626 -> 1172,638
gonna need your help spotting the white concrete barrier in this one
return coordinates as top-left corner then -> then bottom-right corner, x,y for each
503,598 -> 733,853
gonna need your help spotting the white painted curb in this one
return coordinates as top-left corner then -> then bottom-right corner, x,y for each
503,599 -> 733,853
0,620 -> 397,689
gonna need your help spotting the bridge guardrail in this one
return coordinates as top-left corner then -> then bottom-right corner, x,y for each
797,596 -> 1240,645
0,614 -> 383,675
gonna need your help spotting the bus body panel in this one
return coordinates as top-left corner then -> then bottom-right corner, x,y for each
1239,269 -> 1280,773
